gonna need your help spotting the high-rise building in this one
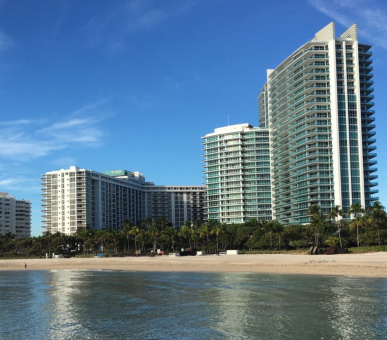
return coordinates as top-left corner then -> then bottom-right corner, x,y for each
258,22 -> 377,224
0,192 -> 31,238
144,184 -> 205,227
202,124 -> 272,224
41,166 -> 205,235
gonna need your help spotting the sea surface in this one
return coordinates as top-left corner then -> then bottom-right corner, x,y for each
0,270 -> 386,340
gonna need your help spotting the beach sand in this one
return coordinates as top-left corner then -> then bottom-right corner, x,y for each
0,253 -> 386,277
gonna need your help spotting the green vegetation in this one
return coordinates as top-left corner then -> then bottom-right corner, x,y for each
1,201 -> 387,258
348,246 -> 387,253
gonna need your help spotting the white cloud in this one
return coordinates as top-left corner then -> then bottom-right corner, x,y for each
0,119 -> 32,126
308,0 -> 387,49
0,176 -> 40,194
47,118 -> 92,130
0,100 -> 109,161
82,0 -> 198,53
0,30 -> 13,54
70,98 -> 110,117
50,157 -> 77,168
0,139 -> 63,160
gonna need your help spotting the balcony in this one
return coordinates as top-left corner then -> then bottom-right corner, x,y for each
364,167 -> 378,173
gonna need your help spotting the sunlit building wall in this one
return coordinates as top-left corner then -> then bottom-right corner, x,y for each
41,166 -> 205,235
0,192 -> 31,238
202,124 -> 272,224
258,22 -> 377,224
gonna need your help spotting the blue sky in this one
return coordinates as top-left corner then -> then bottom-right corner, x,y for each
1,0 -> 387,236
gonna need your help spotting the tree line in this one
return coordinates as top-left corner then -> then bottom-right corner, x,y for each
1,201 -> 386,258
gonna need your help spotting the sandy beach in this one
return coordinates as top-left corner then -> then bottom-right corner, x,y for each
0,252 -> 386,277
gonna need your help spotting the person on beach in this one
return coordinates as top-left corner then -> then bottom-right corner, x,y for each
25,263 -> 27,269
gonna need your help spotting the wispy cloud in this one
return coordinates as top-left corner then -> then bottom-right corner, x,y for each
82,0 -> 198,54
0,100 -> 109,161
0,30 -> 13,54
50,157 -> 77,169
308,0 -> 387,49
70,98 -> 110,117
0,119 -> 32,126
0,176 -> 40,194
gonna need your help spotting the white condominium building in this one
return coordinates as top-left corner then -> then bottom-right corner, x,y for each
0,192 -> 31,238
202,124 -> 272,224
258,22 -> 377,224
41,166 -> 205,235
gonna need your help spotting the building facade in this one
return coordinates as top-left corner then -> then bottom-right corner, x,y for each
202,124 -> 272,224
258,22 -> 377,224
0,193 -> 31,238
144,184 -> 205,227
41,166 -> 205,235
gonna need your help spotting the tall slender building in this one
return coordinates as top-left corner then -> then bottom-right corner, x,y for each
202,124 -> 272,224
258,22 -> 377,224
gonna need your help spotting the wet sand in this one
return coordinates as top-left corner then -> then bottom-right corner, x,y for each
0,252 -> 386,278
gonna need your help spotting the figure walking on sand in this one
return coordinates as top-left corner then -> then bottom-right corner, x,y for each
25,263 -> 27,269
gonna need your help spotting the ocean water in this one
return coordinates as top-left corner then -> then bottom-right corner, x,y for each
0,271 -> 386,340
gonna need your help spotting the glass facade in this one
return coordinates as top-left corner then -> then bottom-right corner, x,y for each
202,124 -> 272,224
258,23 -> 377,224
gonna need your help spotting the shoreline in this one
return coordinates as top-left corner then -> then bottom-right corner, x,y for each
0,253 -> 386,278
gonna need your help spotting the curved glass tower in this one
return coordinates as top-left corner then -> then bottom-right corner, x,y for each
202,124 -> 272,224
258,22 -> 377,224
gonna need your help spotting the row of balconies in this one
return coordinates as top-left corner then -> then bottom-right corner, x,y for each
269,49 -> 323,87
270,80 -> 330,110
270,75 -> 330,108
273,177 -> 332,193
270,82 -> 331,113
271,80 -> 330,107
272,144 -> 331,165
271,103 -> 331,130
274,197 -> 334,212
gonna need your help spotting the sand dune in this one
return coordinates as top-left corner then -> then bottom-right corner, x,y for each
0,253 -> 386,278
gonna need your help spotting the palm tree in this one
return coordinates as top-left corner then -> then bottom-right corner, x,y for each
107,228 -> 119,255
264,221 -> 283,249
325,236 -> 341,247
163,225 -> 176,252
369,201 -> 386,246
191,221 -> 201,249
327,205 -> 344,247
141,217 -> 153,230
95,229 -> 108,254
75,227 -> 90,255
178,223 -> 192,249
210,222 -> 222,254
84,229 -> 95,254
122,218 -> 133,252
137,228 -> 146,252
42,231 -> 52,257
359,214 -> 373,246
198,223 -> 210,252
349,202 -> 364,247
148,224 -> 159,254
156,217 -> 169,232
307,205 -> 325,246
130,225 -> 140,253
